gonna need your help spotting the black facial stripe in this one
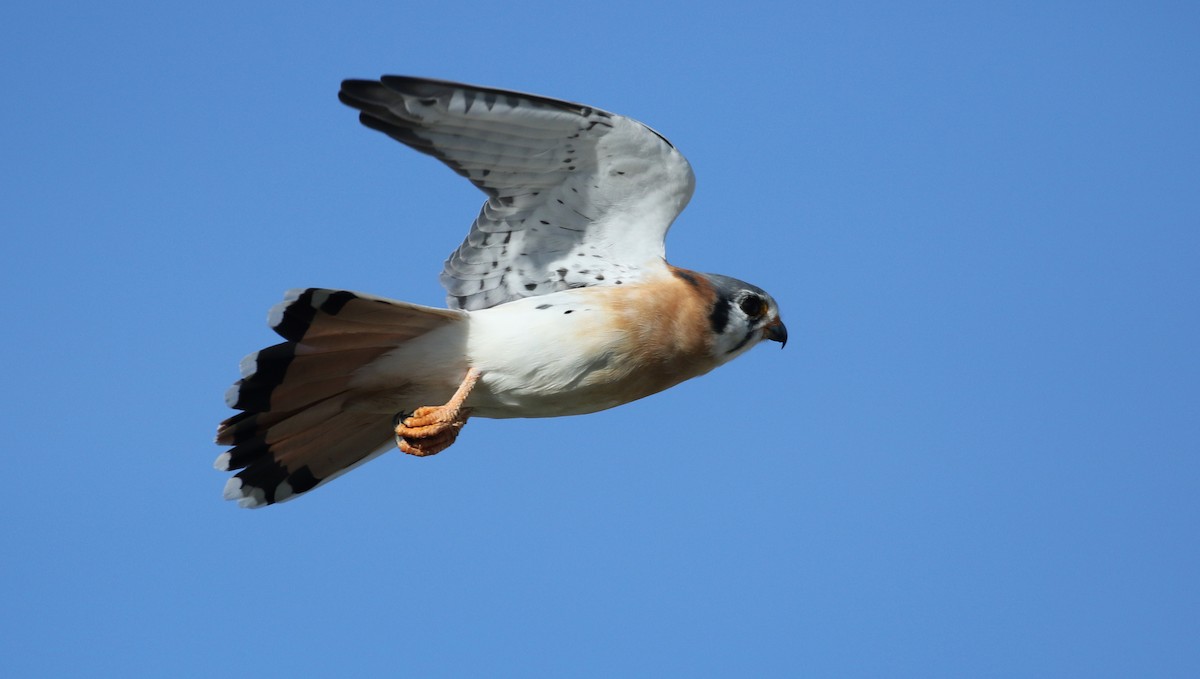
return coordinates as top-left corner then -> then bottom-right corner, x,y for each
708,297 -> 731,334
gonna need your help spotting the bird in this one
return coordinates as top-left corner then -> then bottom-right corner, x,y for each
215,76 -> 788,508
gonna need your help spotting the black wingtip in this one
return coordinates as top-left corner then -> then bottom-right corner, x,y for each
341,74 -> 602,117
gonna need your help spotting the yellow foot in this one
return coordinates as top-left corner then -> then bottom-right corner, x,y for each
394,368 -> 481,457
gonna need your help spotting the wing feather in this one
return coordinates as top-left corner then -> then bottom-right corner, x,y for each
338,76 -> 696,310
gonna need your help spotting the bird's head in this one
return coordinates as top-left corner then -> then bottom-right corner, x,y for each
700,273 -> 787,362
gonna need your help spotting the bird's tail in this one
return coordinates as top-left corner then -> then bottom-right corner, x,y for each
215,288 -> 467,508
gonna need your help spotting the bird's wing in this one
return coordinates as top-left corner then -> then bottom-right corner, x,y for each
338,76 -> 695,310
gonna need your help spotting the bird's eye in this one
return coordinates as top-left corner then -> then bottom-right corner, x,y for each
739,294 -> 765,318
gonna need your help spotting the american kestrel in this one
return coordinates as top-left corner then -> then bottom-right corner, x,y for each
216,76 -> 787,508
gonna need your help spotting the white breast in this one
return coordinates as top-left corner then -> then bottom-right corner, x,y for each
464,290 -> 628,417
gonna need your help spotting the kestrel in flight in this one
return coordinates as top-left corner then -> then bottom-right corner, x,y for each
216,76 -> 787,508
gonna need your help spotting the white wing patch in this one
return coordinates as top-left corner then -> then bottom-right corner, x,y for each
339,76 -> 696,311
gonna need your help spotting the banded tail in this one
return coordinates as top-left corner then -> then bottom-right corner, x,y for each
216,288 -> 466,508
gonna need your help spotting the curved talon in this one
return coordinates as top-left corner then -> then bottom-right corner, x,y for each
393,410 -> 414,449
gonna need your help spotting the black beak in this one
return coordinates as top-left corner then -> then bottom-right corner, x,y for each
763,318 -> 788,348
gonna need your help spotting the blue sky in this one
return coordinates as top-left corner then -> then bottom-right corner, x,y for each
2,1 -> 1197,676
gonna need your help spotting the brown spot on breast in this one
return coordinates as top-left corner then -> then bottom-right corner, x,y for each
573,267 -> 720,403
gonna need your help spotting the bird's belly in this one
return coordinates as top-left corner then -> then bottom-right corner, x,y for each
468,354 -> 691,419
463,290 -> 715,419
470,357 -> 664,419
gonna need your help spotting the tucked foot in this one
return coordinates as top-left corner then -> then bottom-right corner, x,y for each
395,416 -> 467,456
393,368 -> 481,458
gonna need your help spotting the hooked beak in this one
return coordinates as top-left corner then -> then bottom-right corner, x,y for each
763,317 -> 788,348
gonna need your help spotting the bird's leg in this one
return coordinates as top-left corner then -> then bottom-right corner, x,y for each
394,367 -> 481,457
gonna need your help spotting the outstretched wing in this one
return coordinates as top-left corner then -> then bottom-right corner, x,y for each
338,76 -> 696,311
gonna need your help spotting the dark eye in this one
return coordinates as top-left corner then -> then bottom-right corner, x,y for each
739,294 -> 765,318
